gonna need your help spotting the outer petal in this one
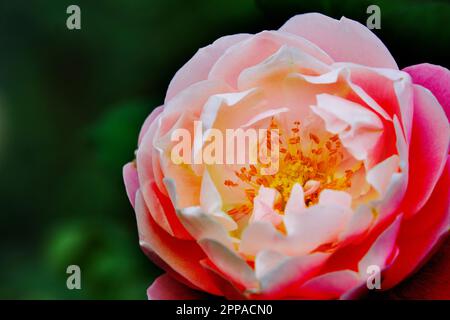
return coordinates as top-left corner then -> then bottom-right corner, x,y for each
165,34 -> 251,102
253,253 -> 330,299
383,157 -> 450,289
138,106 -> 163,146
280,13 -> 398,69
357,214 -> 402,276
134,190 -> 221,295
208,30 -> 333,88
404,63 -> 450,120
384,239 -> 450,299
150,80 -> 233,203
322,210 -> 403,287
198,239 -> 259,291
295,270 -> 361,299
147,274 -> 208,300
401,85 -> 450,216
123,162 -> 139,208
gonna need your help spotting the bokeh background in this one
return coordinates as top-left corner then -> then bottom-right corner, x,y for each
0,0 -> 449,299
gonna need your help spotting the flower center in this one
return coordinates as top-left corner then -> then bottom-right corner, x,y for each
224,119 -> 361,220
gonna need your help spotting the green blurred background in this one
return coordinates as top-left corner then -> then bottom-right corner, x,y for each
0,0 -> 448,299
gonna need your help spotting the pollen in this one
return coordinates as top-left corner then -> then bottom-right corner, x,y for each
225,119 -> 359,220
224,179 -> 239,187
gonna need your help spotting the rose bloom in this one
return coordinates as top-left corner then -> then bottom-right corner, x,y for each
123,13 -> 450,299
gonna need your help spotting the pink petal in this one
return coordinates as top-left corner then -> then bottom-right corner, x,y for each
163,79 -> 232,118
146,80 -> 233,207
136,104 -> 167,200
318,189 -> 352,208
147,274 -> 208,300
311,93 -> 383,161
343,65 -> 413,143
154,112 -> 203,209
134,190 -> 221,295
123,162 -> 139,208
358,214 -> 402,276
200,170 -> 237,231
371,117 -> 409,223
254,250 -> 286,279
173,204 -> 235,251
254,253 -> 330,298
138,106 -> 163,146
404,63 -> 450,120
384,239 -> 450,299
338,204 -> 374,244
330,117 -> 408,244
239,221 -> 286,257
296,270 -> 361,299
383,157 -> 450,289
283,200 -> 353,254
198,239 -> 258,290
366,154 -> 400,197
240,199 -> 352,257
165,34 -> 251,103
250,187 -> 283,226
280,13 -> 398,69
237,45 -> 331,90
208,30 -> 333,88
401,85 -> 450,216
143,179 -> 192,240
137,110 -> 194,239
284,183 -> 306,216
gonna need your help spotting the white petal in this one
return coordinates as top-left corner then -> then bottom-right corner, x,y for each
284,183 -> 306,216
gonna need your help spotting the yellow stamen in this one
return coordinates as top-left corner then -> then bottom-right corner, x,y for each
225,120 -> 359,219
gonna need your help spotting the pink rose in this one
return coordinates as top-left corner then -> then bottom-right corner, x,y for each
123,13 -> 450,299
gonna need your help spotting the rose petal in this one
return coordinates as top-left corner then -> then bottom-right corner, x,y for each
383,157 -> 450,289
123,162 -> 139,208
283,200 -> 353,254
164,176 -> 235,251
358,214 -> 402,277
318,189 -> 352,208
138,106 -> 164,146
284,183 -> 306,216
401,85 -> 450,216
147,274 -> 208,300
254,250 -> 286,279
280,13 -> 398,69
209,30 -> 333,88
250,187 -> 283,226
366,154 -> 400,198
165,34 -> 251,102
255,253 -> 330,298
237,45 -> 331,90
340,65 -> 413,142
200,170 -> 237,231
311,93 -> 383,161
134,190 -> 221,295
296,270 -> 361,299
404,63 -> 450,120
198,239 -> 258,290
241,196 -> 352,257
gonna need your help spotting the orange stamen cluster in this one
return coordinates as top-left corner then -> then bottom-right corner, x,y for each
225,118 -> 359,220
